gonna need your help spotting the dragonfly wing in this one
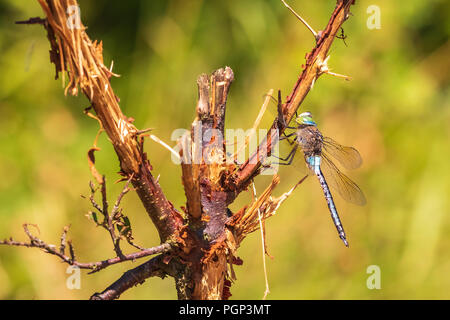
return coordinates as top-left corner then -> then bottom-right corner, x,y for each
321,154 -> 366,206
323,136 -> 362,170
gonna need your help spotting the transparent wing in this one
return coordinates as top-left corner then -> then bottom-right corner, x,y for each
321,153 -> 366,206
323,136 -> 362,170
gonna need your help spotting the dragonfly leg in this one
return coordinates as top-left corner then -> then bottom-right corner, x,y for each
280,132 -> 297,145
270,145 -> 298,165
281,132 -> 296,138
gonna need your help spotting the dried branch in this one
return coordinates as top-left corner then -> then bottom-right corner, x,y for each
59,225 -> 69,255
15,17 -> 46,25
35,0 -> 184,243
0,224 -> 172,273
2,175 -> 172,273
90,254 -> 170,300
94,176 -> 126,258
177,68 -> 236,300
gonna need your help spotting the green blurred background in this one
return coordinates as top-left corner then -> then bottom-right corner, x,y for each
0,0 -> 449,299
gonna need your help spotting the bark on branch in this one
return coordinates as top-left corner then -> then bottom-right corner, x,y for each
36,0 -> 184,243
90,255 -> 169,300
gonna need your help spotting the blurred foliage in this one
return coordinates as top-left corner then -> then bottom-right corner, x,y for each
0,0 -> 449,299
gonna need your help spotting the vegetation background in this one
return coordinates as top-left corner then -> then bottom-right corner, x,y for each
0,0 -> 449,299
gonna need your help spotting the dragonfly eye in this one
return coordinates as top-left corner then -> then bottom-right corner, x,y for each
296,111 -> 316,126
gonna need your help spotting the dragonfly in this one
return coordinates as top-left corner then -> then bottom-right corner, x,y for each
271,111 -> 366,247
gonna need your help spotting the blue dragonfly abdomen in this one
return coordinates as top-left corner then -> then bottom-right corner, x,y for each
307,155 -> 348,247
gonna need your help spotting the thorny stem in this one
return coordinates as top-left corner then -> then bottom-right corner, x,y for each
280,0 -> 319,40
35,0 -> 184,243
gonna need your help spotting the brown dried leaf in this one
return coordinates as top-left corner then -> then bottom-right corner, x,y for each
87,147 -> 104,184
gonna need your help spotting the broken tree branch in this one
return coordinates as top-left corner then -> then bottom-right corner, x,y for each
0,224 -> 172,273
35,0 -> 184,243
90,255 -> 169,300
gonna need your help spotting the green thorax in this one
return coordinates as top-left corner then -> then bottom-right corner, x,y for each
294,112 -> 323,157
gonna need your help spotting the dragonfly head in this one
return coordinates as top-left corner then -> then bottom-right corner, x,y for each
295,112 -> 317,126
